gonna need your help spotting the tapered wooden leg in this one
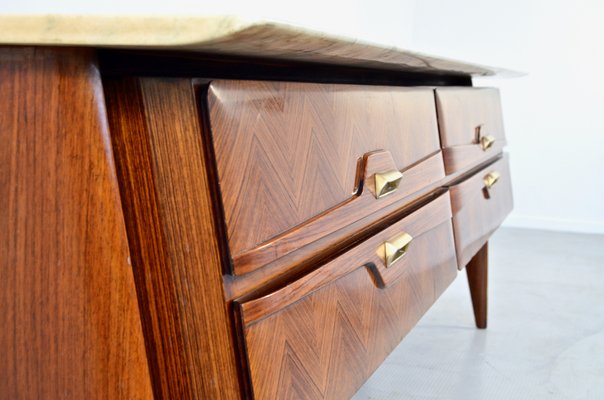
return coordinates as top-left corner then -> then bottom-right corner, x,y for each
466,242 -> 488,329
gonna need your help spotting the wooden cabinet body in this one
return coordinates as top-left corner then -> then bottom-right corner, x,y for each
207,81 -> 443,275
1,47 -> 513,399
238,194 -> 457,399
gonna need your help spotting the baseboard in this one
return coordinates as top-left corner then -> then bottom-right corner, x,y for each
503,214 -> 604,234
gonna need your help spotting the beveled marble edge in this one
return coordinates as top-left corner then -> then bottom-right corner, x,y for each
0,15 -> 521,77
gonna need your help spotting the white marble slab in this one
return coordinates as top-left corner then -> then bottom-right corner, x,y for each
0,15 -> 519,77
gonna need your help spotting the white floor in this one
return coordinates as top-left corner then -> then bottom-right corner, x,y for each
353,228 -> 604,400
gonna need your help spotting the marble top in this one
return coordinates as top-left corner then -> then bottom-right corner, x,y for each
0,15 -> 517,77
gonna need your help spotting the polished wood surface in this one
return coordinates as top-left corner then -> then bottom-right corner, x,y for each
450,155 -> 513,268
2,43 -> 515,400
0,48 -> 153,399
237,193 -> 457,399
435,87 -> 506,175
222,156 -> 500,302
239,192 -> 453,324
226,150 -> 445,277
104,78 -> 241,399
206,81 -> 442,275
435,87 -> 505,147
224,189 -> 449,302
467,242 -> 489,329
442,140 -> 507,176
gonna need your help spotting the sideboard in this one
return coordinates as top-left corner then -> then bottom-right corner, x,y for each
0,17 -> 514,399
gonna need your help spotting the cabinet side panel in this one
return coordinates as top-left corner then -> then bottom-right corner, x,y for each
104,77 -> 242,399
0,47 -> 153,399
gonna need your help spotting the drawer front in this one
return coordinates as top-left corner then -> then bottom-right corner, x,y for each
435,87 -> 506,174
236,193 -> 457,399
450,155 -> 513,268
207,80 -> 444,275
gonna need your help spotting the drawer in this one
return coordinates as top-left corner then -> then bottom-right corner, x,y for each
235,193 -> 457,399
450,155 -> 513,268
205,80 -> 445,275
435,87 -> 506,175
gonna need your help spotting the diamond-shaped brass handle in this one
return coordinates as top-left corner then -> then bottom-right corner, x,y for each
483,171 -> 501,199
374,169 -> 403,199
384,232 -> 413,268
480,135 -> 496,151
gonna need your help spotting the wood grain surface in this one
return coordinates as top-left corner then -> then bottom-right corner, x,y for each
442,140 -> 507,175
237,193 -> 457,399
467,242 -> 489,329
1,45 -> 514,400
450,155 -> 513,268
206,80 -> 441,275
229,150 -> 444,275
104,77 -> 242,399
0,47 -> 153,399
435,87 -> 506,175
223,156 -> 501,302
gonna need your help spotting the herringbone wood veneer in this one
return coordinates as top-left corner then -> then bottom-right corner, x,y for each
238,194 -> 458,399
435,87 -> 507,175
207,81 -> 441,274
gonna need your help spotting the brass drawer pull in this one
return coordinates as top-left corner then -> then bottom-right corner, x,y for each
480,135 -> 496,151
483,171 -> 501,199
384,232 -> 413,268
374,169 -> 403,199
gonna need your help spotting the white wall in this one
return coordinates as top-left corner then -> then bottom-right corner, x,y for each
410,0 -> 604,234
6,0 -> 603,233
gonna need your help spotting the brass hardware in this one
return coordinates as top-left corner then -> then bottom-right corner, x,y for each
384,232 -> 413,268
480,135 -> 496,151
483,171 -> 500,199
475,125 -> 495,151
484,171 -> 500,189
374,169 -> 403,199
